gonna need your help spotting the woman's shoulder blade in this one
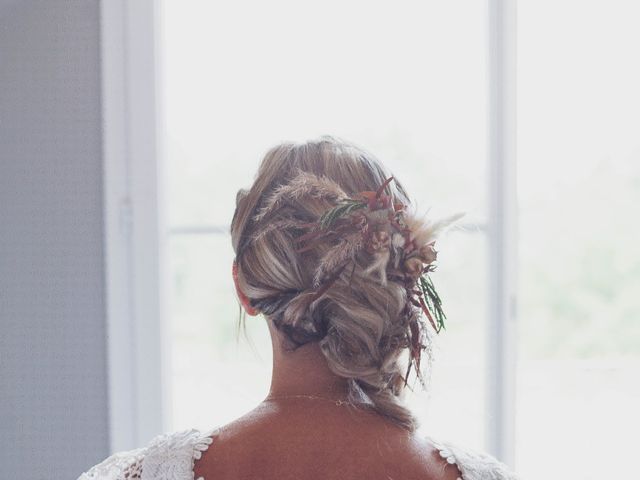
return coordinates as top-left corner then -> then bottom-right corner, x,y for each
426,436 -> 520,480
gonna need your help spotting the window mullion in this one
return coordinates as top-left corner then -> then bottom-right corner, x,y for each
101,0 -> 167,452
487,0 -> 518,466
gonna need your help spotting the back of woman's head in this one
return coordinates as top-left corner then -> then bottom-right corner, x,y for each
231,136 -> 453,432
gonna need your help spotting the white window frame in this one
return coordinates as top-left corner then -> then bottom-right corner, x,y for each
487,0 -> 518,465
101,0 -> 169,452
100,0 -> 519,465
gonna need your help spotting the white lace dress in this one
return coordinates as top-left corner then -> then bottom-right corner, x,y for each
77,427 -> 519,480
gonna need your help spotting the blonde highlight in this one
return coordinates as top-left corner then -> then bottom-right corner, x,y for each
230,136 -> 442,432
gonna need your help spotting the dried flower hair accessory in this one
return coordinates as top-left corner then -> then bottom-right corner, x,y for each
294,176 -> 464,388
297,177 -> 459,330
252,170 -> 463,389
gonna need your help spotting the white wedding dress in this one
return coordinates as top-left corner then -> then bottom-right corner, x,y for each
77,427 -> 519,480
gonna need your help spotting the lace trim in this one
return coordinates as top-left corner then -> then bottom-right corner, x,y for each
428,437 -> 519,480
78,447 -> 146,479
193,427 -> 221,480
429,438 -> 464,480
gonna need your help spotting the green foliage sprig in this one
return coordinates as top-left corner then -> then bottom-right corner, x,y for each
419,274 -> 446,333
318,199 -> 367,229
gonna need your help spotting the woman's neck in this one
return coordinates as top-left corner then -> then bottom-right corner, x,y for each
266,320 -> 350,400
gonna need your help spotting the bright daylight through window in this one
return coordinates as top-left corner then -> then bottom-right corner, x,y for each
159,2 -> 639,479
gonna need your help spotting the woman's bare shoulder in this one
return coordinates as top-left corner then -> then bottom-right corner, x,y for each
194,405 -> 465,480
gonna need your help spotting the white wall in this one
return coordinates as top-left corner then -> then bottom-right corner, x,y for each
0,1 -> 110,478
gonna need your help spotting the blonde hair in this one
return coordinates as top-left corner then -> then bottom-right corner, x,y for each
231,136 -> 429,431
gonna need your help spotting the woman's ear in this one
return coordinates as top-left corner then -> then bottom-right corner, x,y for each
232,260 -> 259,316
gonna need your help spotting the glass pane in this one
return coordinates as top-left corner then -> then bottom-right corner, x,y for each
161,0 -> 489,450
409,230 -> 488,448
160,0 -> 488,227
517,1 -> 640,478
168,234 -> 273,429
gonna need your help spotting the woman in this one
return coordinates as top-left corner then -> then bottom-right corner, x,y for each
79,137 -> 519,480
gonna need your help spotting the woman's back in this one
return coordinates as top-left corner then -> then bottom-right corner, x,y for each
78,402 -> 518,479
194,401 -> 461,480
78,138 -> 520,480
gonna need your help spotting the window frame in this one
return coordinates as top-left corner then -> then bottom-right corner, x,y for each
100,0 -> 519,465
487,0 -> 518,464
101,0 -> 170,451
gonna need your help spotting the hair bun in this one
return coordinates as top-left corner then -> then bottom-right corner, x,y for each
230,137 -> 463,432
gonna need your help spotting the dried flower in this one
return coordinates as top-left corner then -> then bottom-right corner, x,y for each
403,257 -> 424,280
294,174 -> 458,343
366,229 -> 391,254
391,233 -> 405,249
419,242 -> 438,264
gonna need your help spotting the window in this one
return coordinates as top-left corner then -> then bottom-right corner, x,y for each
160,0 -> 489,451
516,1 -> 640,478
102,1 -> 639,477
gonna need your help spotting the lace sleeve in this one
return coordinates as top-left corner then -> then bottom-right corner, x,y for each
140,428 -> 214,480
77,447 -> 146,480
428,437 -> 520,480
76,429 -> 216,480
